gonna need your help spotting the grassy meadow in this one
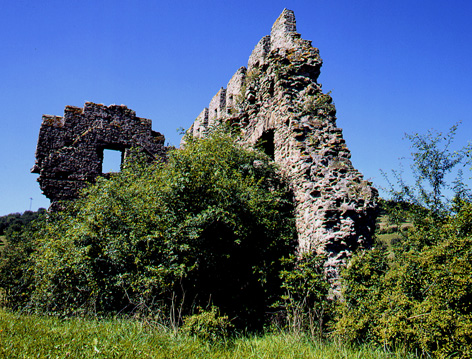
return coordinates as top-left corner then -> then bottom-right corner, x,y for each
0,309 -> 417,358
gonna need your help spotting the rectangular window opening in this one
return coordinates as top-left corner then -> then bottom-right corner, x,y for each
102,148 -> 123,173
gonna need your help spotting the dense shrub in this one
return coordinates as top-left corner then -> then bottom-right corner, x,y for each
0,218 -> 42,307
335,124 -> 472,357
276,252 -> 332,337
0,133 -> 297,329
335,202 -> 472,357
180,306 -> 233,342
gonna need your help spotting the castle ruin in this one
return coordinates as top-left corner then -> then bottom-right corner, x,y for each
31,102 -> 166,211
32,9 -> 378,279
183,9 -> 379,278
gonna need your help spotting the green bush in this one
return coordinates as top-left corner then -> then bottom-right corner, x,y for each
0,133 -> 297,329
0,218 -> 41,308
276,252 -> 332,337
335,202 -> 472,357
180,306 -> 233,342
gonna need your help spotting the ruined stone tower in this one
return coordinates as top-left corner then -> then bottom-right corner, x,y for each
32,102 -> 166,211
184,9 -> 379,278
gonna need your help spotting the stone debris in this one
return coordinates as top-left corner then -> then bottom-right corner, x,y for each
31,102 -> 166,211
183,9 -> 379,280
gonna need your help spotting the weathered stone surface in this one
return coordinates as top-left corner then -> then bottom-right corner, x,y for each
208,87 -> 227,127
248,36 -> 271,71
226,67 -> 247,114
183,9 -> 379,281
32,102 -> 167,211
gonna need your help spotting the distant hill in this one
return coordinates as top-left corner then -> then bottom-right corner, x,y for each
0,209 -> 46,237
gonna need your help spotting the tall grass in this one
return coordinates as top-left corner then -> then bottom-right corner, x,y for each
0,309 -> 417,358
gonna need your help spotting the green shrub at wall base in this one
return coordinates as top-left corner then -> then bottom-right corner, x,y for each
0,133 -> 297,330
276,252 -> 332,336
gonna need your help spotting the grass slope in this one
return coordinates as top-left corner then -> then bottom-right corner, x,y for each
0,309 -> 417,358
375,213 -> 412,246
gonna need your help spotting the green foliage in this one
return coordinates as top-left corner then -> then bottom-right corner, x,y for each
0,215 -> 46,308
276,252 -> 332,337
0,133 -> 296,328
336,125 -> 472,357
0,209 -> 45,236
180,306 -> 233,342
336,203 -> 472,357
0,208 -> 47,302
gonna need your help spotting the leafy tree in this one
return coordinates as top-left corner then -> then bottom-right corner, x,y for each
335,203 -> 472,357
0,133 -> 297,329
0,209 -> 47,308
382,123 -> 470,223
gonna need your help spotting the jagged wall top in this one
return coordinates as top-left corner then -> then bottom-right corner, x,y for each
186,9 -> 320,140
270,9 -> 298,51
248,9 -> 301,70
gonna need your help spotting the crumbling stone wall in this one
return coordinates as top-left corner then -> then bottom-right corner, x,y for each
184,9 -> 379,280
32,102 -> 166,211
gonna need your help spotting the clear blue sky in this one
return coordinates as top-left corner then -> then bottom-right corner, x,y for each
1,0 -> 471,215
